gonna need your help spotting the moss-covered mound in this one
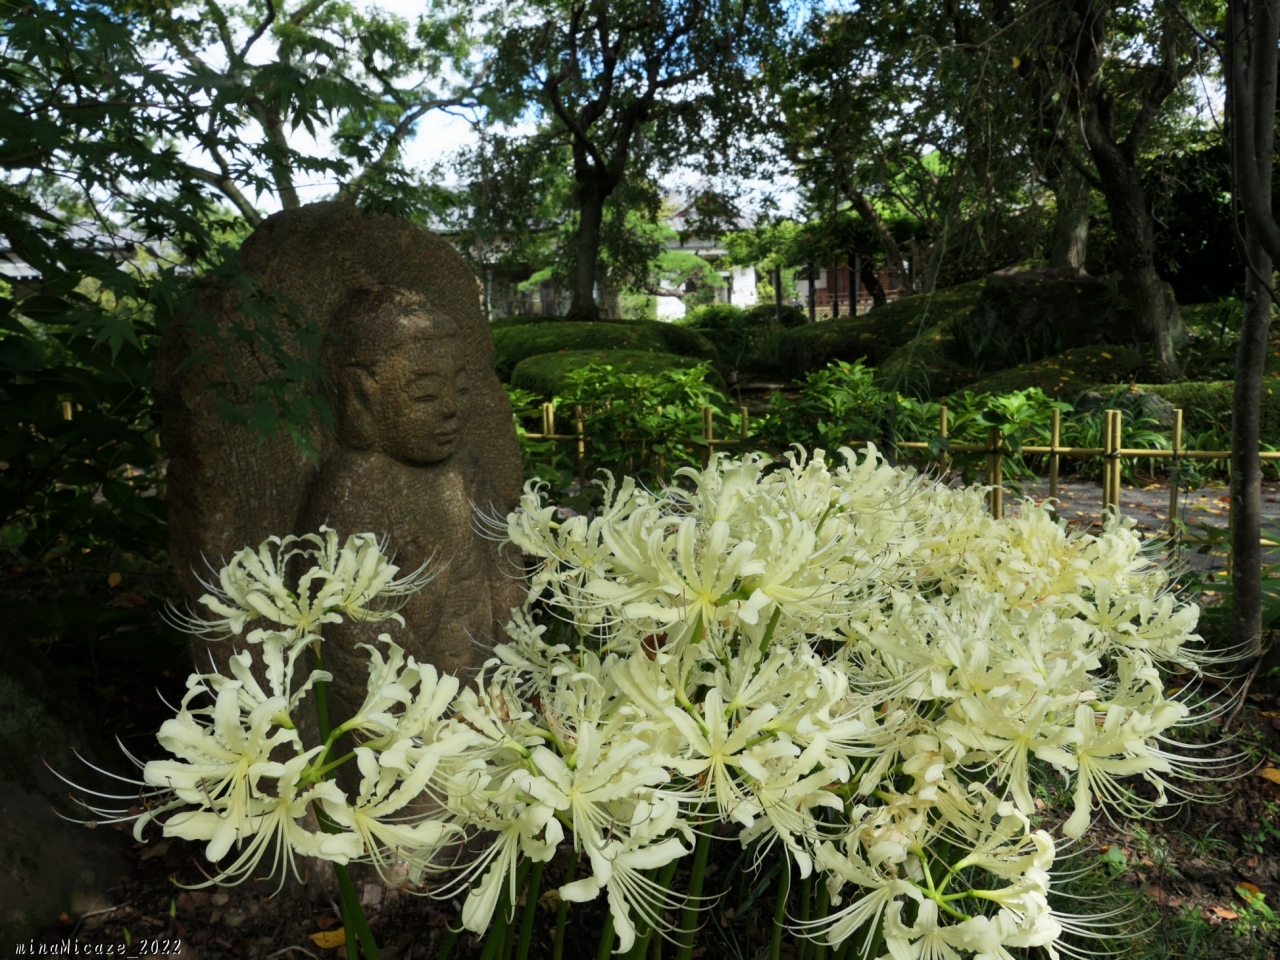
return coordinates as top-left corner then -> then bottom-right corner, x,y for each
492,320 -> 716,381
509,349 -> 725,400
1137,376 -> 1280,437
958,345 -> 1148,399
777,282 -> 984,379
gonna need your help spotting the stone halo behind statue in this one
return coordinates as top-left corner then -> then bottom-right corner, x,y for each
155,202 -> 526,692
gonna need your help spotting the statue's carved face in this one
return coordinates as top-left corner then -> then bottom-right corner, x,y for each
366,330 -> 468,465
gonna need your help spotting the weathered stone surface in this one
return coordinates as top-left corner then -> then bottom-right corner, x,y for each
958,265 -> 1188,372
156,203 -> 525,697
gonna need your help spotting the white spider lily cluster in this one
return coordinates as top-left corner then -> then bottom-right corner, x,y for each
491,447 -> 1209,956
77,450 -> 1210,959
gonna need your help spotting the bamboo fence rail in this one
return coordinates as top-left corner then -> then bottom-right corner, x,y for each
522,402 -> 1280,545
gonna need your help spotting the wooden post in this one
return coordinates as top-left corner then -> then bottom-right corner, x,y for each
853,254 -> 862,315
61,401 -> 73,421
774,265 -> 783,324
988,426 -> 1003,519
542,402 -> 554,437
740,405 -> 750,441
1049,407 -> 1061,503
1168,408 -> 1183,542
702,405 -> 714,468
831,259 -> 840,319
575,404 -> 586,487
807,260 -> 816,323
939,405 -> 949,477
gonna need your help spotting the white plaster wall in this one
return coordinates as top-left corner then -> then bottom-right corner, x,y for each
655,295 -> 686,320
730,265 -> 758,306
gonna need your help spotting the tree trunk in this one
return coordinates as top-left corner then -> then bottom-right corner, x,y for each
1233,233 -> 1271,661
848,190 -> 912,295
1086,137 -> 1178,379
568,172 -> 609,321
861,259 -> 887,308
1226,0 -> 1280,663
1048,166 -> 1091,271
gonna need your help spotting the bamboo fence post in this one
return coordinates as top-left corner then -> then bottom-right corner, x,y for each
1102,410 -> 1115,514
1116,407 -> 1126,512
541,402 -> 553,437
939,405 -> 949,477
740,405 -> 749,441
575,404 -> 586,487
702,405 -> 714,468
1168,409 -> 1183,543
61,401 -> 73,421
1049,408 -> 1061,503
987,426 -> 1004,519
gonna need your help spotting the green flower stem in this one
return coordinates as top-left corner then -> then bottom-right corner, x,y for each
595,908 -> 616,960
812,877 -> 829,960
797,873 -> 812,960
674,824 -> 713,960
516,859 -> 545,960
479,922 -> 504,960
303,751 -> 356,784
433,924 -> 460,960
335,862 -> 380,960
757,605 -> 783,660
629,856 -> 681,960
770,863 -> 790,960
552,853 -> 577,960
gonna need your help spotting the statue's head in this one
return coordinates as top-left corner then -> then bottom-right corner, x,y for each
329,286 -> 468,465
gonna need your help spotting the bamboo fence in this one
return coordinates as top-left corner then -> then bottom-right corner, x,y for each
523,403 -> 1280,547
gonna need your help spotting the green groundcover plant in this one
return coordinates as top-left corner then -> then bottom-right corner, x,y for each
65,447 -> 1228,959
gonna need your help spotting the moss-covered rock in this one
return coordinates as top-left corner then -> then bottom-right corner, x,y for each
509,349 -> 726,399
492,320 -> 716,381
954,267 -> 1187,375
777,282 -> 985,380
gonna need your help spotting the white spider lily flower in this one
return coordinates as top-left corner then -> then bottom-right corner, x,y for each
320,747 -> 461,883
665,691 -> 776,825
559,836 -> 689,953
1061,701 -> 1185,837
883,897 -> 1008,960
140,683 -> 299,861
803,841 -> 912,949
527,723 -> 667,856
188,529 -> 432,643
160,748 -> 363,890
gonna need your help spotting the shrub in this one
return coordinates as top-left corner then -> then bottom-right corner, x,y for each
755,359 -> 893,453
492,320 -> 716,381
779,282 -> 985,379
742,302 -> 807,327
681,302 -> 805,373
509,348 -> 725,400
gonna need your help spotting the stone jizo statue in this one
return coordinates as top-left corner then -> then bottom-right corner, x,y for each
156,203 -> 525,715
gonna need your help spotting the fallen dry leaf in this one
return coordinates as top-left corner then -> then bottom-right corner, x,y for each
108,571 -> 122,587
314,915 -> 340,931
1258,767 -> 1280,785
1237,882 -> 1263,897
1207,905 -> 1239,922
310,929 -> 347,949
